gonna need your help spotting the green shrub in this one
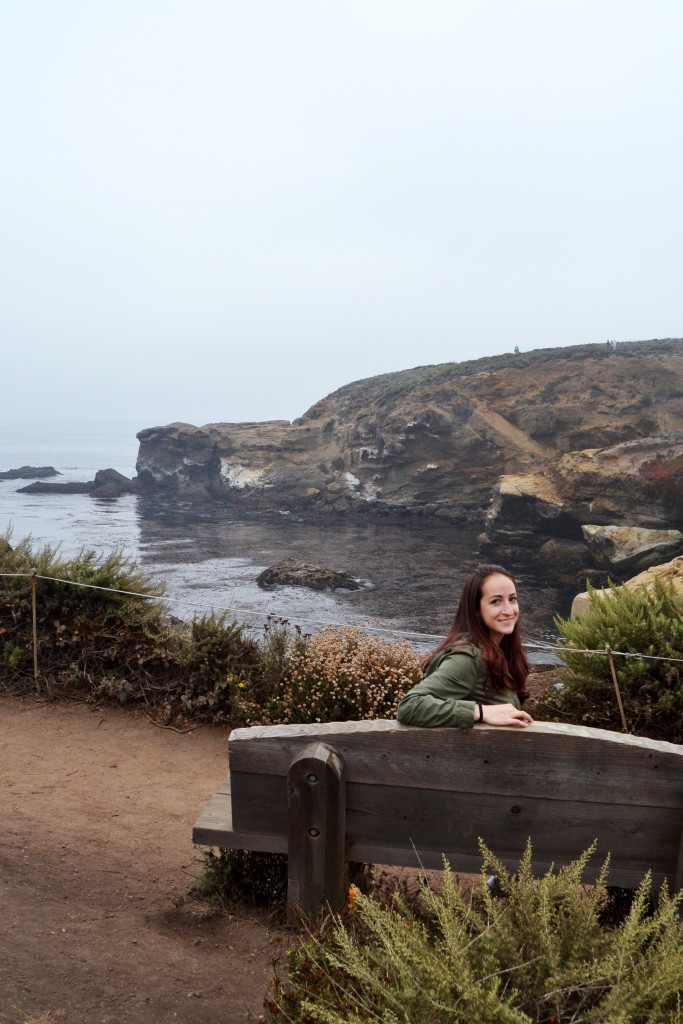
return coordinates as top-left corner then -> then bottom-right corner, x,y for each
0,525 -> 165,626
540,579 -> 683,741
235,625 -> 422,725
0,533 -> 421,729
265,843 -> 683,1024
189,847 -> 288,910
178,612 -> 261,719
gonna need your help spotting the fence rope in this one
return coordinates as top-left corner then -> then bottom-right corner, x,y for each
2,571 -> 682,663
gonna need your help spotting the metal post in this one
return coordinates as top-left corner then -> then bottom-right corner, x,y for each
30,568 -> 39,689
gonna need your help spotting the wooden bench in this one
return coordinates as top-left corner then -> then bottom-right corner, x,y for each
192,719 -> 683,918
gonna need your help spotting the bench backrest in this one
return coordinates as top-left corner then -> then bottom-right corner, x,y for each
229,720 -> 683,890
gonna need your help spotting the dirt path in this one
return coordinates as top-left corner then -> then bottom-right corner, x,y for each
0,696 -> 283,1024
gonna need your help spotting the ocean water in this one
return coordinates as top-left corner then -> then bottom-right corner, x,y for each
0,418 -> 571,653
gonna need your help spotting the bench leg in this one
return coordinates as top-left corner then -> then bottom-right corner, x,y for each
675,817 -> 683,894
287,742 -> 345,922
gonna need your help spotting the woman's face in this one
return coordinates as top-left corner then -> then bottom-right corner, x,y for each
478,572 -> 519,644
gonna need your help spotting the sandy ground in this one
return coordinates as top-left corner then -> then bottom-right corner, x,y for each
0,696 -> 283,1024
0,675 -> 560,1024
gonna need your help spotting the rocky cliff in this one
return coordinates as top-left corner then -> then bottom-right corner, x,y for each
136,340 -> 683,547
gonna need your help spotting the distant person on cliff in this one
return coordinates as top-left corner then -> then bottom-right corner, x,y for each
396,564 -> 532,730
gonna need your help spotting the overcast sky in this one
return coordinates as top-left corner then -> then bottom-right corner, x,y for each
2,0 -> 681,431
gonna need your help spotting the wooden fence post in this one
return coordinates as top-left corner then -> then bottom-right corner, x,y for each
30,568 -> 39,689
287,742 -> 345,922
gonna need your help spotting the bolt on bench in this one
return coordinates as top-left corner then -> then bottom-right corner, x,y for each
192,719 -> 683,919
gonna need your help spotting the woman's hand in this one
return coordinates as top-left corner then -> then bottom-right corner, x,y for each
480,703 -> 533,728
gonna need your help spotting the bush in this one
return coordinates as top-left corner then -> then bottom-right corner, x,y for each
264,843 -> 683,1024
0,533 -> 423,728
234,625 -> 422,725
540,579 -> 683,742
178,613 -> 261,720
0,526 -> 166,627
189,847 -> 288,910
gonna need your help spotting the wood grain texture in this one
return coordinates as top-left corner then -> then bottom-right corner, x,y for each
229,720 -> 683,808
287,742 -> 346,919
228,773 -> 681,873
193,720 -> 683,893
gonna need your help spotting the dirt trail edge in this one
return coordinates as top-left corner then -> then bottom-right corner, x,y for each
0,696 -> 284,1024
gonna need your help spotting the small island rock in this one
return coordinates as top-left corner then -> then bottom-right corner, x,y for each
256,558 -> 365,591
0,466 -> 60,480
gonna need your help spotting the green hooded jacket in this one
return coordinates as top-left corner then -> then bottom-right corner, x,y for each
395,642 -> 522,731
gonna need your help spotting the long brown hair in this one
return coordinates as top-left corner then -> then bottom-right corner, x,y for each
422,564 -> 529,697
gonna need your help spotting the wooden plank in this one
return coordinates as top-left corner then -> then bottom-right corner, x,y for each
229,718 -> 683,755
229,773 -> 682,877
192,785 -> 287,852
228,721 -> 683,808
192,786 -> 676,891
287,742 -> 346,919
191,805 -> 674,890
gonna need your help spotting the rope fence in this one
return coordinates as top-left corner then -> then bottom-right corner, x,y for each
2,571 -> 682,716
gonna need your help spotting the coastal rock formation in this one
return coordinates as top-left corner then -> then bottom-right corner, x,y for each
581,524 -> 683,573
623,554 -> 683,595
256,558 -> 365,591
571,555 -> 683,618
482,432 -> 683,565
18,481 -> 94,494
90,469 -> 139,499
135,340 -> 683,538
482,474 -> 581,547
0,466 -> 59,480
17,469 -> 139,499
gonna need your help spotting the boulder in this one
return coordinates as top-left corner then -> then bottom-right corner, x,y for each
581,524 -> 683,573
570,554 -> 683,618
16,468 -> 138,499
256,558 -> 366,591
623,555 -> 683,596
17,481 -> 94,494
0,466 -> 59,480
90,469 -> 138,498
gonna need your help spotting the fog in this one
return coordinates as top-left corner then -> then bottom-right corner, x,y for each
2,0 -> 681,430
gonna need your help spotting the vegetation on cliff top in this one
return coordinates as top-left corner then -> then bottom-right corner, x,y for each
309,337 -> 683,415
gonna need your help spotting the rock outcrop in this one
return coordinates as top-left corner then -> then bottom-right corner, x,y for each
18,481 -> 94,495
135,340 -> 683,537
581,525 -> 683,573
571,555 -> 683,618
17,469 -> 139,499
0,466 -> 59,480
256,558 -> 366,591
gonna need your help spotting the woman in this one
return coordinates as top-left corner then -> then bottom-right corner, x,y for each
396,564 -> 533,730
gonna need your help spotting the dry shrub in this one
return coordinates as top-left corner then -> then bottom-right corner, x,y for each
236,624 -> 422,725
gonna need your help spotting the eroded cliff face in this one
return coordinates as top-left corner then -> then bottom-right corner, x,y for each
136,340 -> 683,532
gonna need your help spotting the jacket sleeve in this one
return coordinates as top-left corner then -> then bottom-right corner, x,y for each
395,650 -> 480,731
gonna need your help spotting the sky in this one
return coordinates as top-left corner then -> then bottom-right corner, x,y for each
1,0 -> 682,432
